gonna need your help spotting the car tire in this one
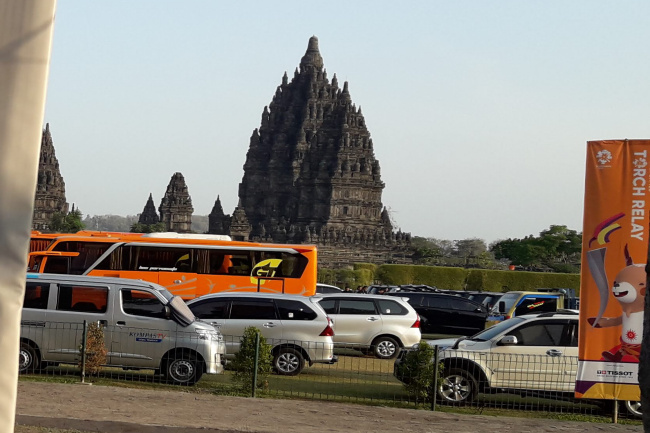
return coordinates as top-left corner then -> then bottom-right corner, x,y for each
19,342 -> 39,374
438,368 -> 478,405
623,400 -> 642,418
273,348 -> 305,376
372,336 -> 400,359
164,353 -> 202,385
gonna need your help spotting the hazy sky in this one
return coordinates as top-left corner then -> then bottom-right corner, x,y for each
43,1 -> 650,244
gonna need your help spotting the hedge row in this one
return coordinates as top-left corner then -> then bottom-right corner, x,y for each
318,263 -> 581,295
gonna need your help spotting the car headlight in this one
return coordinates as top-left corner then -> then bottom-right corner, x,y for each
196,329 -> 223,342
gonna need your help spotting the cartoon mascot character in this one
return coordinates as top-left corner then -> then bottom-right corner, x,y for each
587,245 -> 645,363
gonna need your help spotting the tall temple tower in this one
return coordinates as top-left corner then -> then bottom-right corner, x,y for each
237,36 -> 410,266
33,123 -> 69,231
207,195 -> 231,235
159,172 -> 194,233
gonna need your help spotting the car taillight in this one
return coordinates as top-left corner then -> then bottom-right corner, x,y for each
320,318 -> 334,336
411,314 -> 420,328
505,315 -> 511,320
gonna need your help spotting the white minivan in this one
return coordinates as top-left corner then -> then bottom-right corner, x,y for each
20,273 -> 225,385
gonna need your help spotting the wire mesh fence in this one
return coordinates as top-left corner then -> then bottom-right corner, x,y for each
18,322 -> 641,422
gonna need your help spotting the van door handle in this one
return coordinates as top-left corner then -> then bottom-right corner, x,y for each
263,322 -> 276,328
367,317 -> 379,322
547,349 -> 562,357
98,320 -> 108,326
116,321 -> 126,326
174,280 -> 182,284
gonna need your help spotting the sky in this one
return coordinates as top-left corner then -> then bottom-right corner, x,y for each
43,1 -> 650,245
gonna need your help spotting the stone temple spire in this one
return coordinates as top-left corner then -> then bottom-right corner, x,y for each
159,172 -> 194,233
208,195 -> 231,235
300,36 -> 324,72
138,193 -> 159,225
33,123 -> 69,231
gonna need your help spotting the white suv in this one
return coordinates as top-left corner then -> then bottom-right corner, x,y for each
187,293 -> 336,375
395,311 -> 641,418
317,294 -> 421,359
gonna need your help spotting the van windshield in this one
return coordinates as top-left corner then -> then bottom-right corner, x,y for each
168,296 -> 195,327
489,292 -> 520,315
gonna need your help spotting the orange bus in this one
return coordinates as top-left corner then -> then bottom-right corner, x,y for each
28,232 -> 318,299
29,231 -> 61,253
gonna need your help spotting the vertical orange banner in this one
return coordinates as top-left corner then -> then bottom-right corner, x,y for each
576,140 -> 649,401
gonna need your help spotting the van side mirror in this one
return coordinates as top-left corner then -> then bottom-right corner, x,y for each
499,335 -> 518,345
497,301 -> 506,314
165,305 -> 171,319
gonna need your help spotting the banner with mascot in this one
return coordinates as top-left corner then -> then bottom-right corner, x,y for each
576,139 -> 649,401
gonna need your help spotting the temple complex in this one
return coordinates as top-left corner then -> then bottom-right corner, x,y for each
233,36 -> 411,267
32,123 -> 69,231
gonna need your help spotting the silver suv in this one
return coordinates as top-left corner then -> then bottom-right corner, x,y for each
395,311 -> 641,418
187,293 -> 336,375
317,294 -> 421,359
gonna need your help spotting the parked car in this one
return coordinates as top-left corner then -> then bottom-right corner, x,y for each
316,294 -> 421,359
394,311 -> 641,418
186,293 -> 336,375
386,292 -> 488,335
456,291 -> 503,310
21,273 -> 225,385
316,283 -> 343,293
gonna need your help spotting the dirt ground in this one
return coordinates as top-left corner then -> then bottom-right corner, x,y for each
14,381 -> 642,433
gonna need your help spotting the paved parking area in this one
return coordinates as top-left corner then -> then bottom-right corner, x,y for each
15,382 -> 642,433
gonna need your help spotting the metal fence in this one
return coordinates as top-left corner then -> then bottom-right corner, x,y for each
18,322 -> 641,422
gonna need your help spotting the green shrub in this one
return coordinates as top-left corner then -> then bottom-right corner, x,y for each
230,327 -> 273,392
394,342 -> 442,402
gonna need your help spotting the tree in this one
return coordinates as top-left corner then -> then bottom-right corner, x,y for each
48,208 -> 84,233
130,222 -> 166,233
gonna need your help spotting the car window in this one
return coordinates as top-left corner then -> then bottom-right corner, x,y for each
339,299 -> 377,315
190,298 -> 229,319
276,299 -> 317,320
56,284 -> 108,313
24,282 -> 50,309
424,295 -> 452,309
452,299 -> 481,312
507,322 -> 567,346
230,299 -> 277,319
568,320 -> 579,347
377,299 -> 408,315
319,299 -> 337,314
121,289 -> 167,319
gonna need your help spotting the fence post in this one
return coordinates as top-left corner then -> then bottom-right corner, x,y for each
252,332 -> 260,398
612,399 -> 618,423
431,345 -> 439,412
80,320 -> 87,383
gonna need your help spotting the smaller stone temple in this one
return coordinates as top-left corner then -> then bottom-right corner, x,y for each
138,193 -> 160,225
207,196 -> 231,235
158,172 -> 194,233
33,123 -> 69,231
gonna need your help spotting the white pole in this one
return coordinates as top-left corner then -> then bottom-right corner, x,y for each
0,1 -> 57,431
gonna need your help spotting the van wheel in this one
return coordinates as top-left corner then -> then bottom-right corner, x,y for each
19,343 -> 39,374
273,348 -> 305,376
164,354 -> 202,385
438,368 -> 478,405
372,336 -> 399,359
623,400 -> 642,418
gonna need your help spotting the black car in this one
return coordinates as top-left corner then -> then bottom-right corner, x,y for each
387,292 -> 488,335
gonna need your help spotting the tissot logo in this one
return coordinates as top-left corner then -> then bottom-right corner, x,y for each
597,370 -> 633,377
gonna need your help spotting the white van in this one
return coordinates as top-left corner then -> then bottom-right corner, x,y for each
20,273 -> 225,385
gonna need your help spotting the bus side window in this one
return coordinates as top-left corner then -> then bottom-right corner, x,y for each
43,257 -> 70,274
